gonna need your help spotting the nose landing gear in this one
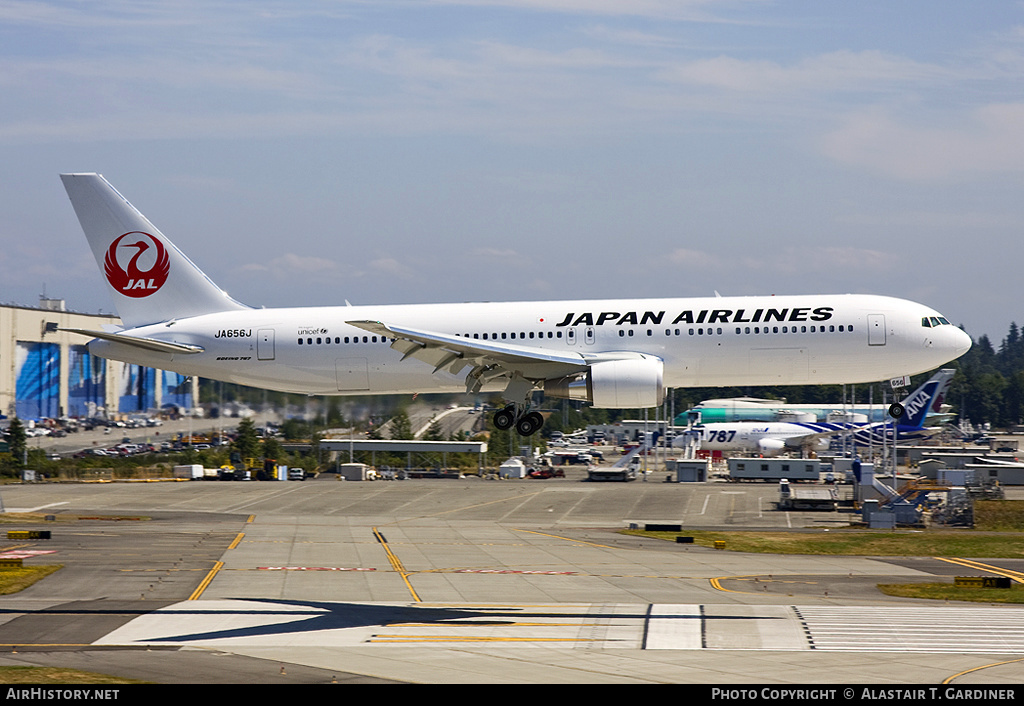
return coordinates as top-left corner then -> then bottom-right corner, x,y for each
888,374 -> 910,419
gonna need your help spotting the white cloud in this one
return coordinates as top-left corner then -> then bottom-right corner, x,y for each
819,104 -> 1024,180
658,50 -> 951,94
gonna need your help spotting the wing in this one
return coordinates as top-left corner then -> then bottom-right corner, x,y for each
780,423 -> 854,448
346,319 -> 602,396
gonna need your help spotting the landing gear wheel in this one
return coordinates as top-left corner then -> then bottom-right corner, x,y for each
888,402 -> 905,419
493,407 -> 516,431
515,411 -> 544,437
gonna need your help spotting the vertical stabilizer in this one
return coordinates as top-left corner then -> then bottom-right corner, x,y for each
900,368 -> 955,429
61,173 -> 248,328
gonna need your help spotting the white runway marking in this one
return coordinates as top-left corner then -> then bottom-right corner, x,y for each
91,600 -> 1024,652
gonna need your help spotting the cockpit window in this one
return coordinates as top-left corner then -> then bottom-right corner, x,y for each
922,316 -> 953,328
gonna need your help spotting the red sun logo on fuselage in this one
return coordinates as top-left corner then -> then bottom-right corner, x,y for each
104,232 -> 170,298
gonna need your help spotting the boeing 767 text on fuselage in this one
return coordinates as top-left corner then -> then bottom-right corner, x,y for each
59,173 -> 971,436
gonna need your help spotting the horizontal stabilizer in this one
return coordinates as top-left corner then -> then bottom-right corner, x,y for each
59,328 -> 204,355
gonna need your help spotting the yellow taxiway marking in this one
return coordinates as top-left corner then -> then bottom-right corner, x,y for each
512,528 -> 619,549
943,657 -> 1024,684
386,622 -> 587,628
710,575 -> 776,594
227,532 -> 245,550
369,635 -> 613,643
936,557 -> 1024,584
188,561 -> 224,601
373,527 -> 421,602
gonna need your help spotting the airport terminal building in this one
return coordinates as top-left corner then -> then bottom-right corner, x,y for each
1,300 -> 196,422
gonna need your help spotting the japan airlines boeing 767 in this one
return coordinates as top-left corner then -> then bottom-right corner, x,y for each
59,173 -> 972,436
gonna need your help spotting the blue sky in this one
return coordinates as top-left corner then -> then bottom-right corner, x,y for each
2,1 -> 1023,342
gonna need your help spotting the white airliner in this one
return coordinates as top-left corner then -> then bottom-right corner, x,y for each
59,173 -> 972,437
676,368 -> 955,456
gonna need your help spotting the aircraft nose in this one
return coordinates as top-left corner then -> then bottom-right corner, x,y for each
950,326 -> 972,357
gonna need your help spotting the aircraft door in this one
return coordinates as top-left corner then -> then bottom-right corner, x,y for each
867,314 -> 886,346
566,327 -> 577,346
257,328 -> 275,360
584,327 -> 595,345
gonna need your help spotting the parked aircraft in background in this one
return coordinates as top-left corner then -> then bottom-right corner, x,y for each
60,173 -> 971,436
680,393 -> 954,426
675,369 -> 955,456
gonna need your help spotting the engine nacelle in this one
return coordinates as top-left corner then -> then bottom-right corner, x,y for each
757,438 -> 786,455
545,356 -> 664,409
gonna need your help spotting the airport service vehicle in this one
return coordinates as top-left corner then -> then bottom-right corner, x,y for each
678,369 -> 954,456
60,173 -> 971,437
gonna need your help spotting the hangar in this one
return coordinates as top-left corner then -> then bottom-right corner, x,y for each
0,299 -> 197,422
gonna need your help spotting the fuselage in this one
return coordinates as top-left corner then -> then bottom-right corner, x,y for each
88,292 -> 972,398
690,420 -> 935,456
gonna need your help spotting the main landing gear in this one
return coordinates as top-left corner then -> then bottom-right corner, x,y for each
493,404 -> 544,437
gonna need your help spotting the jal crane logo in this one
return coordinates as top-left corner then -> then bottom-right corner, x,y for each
104,231 -> 170,298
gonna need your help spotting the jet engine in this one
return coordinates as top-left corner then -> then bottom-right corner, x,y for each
545,356 -> 664,409
757,438 -> 786,455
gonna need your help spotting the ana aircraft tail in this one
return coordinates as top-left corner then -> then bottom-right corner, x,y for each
899,368 -> 955,429
844,368 -> 956,446
61,173 -> 248,329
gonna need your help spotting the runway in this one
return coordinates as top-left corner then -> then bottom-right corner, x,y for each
92,599 -> 1024,654
1,478 -> 1022,683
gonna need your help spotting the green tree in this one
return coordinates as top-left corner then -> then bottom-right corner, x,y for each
233,417 -> 260,460
280,418 -> 309,441
6,418 -> 26,470
263,435 -> 283,464
422,419 -> 444,441
389,410 -> 413,440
